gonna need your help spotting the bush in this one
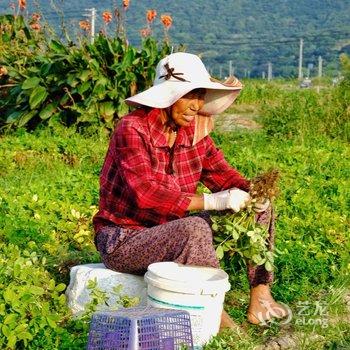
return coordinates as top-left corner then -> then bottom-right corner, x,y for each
261,55 -> 350,141
0,15 -> 170,131
0,243 -> 69,349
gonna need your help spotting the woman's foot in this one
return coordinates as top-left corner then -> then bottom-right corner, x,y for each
247,284 -> 289,325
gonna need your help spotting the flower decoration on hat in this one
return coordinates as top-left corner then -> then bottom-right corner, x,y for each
159,63 -> 189,82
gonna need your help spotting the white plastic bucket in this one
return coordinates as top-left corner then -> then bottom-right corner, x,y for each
144,262 -> 230,348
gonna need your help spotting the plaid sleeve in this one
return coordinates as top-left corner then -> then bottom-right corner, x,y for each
114,122 -> 191,218
200,136 -> 250,193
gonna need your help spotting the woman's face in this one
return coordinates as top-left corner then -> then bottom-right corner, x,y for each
170,88 -> 206,127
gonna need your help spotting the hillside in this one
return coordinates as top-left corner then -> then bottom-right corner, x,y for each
1,0 -> 350,77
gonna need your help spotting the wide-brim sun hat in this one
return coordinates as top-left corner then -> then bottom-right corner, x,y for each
125,52 -> 243,116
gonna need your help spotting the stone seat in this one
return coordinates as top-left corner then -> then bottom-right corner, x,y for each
66,263 -> 147,316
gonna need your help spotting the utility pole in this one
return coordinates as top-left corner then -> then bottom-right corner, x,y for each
229,60 -> 233,76
219,66 -> 222,79
84,8 -> 96,44
267,62 -> 272,81
298,38 -> 304,80
317,56 -> 323,93
318,56 -> 323,78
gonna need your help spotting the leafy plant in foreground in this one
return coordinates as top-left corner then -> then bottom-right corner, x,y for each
0,243 -> 68,349
82,279 -> 140,320
212,169 -> 279,272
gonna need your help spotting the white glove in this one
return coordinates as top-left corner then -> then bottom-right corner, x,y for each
204,188 -> 251,212
253,198 -> 270,213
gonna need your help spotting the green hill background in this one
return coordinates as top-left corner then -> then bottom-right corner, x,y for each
1,0 -> 350,77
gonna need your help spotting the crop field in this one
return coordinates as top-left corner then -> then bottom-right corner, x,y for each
1,11 -> 350,349
1,78 -> 349,349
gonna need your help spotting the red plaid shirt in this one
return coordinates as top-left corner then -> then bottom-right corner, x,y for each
93,108 -> 249,231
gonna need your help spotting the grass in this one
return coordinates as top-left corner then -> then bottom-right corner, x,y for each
0,81 -> 349,348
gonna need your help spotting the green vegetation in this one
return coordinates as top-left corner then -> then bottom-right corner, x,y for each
1,0 -> 349,77
1,73 -> 349,347
0,14 -> 170,131
0,9 -> 349,349
212,169 -> 280,273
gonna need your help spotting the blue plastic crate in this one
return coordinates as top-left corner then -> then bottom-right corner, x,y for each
87,306 -> 193,350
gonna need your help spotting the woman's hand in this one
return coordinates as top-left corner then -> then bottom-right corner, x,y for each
203,188 -> 251,212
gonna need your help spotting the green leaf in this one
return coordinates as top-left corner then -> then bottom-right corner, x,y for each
7,334 -> 17,349
216,245 -> 224,260
6,110 -> 23,124
252,254 -> 262,264
22,77 -> 41,90
18,110 -> 37,128
29,286 -> 45,296
3,287 -> 16,303
39,103 -> 57,120
265,261 -> 274,272
225,224 -> 232,231
46,316 -> 57,329
99,101 -> 115,122
49,40 -> 67,54
40,63 -> 52,76
87,278 -> 97,289
4,314 -> 17,325
66,74 -> 79,87
250,235 -> 258,243
77,81 -> 91,95
2,324 -> 10,338
29,86 -> 48,109
231,230 -> 239,241
14,324 -> 28,333
122,50 -> 134,68
78,70 -> 91,82
48,279 -> 55,291
112,284 -> 123,295
55,283 -> 66,292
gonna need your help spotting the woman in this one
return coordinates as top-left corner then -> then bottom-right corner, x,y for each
93,52 -> 288,328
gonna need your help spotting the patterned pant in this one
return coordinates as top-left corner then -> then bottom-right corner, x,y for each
95,208 -> 275,288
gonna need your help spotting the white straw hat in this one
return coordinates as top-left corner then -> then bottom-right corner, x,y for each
125,52 -> 243,116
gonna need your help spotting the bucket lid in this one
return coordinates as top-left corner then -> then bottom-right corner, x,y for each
144,262 -> 230,295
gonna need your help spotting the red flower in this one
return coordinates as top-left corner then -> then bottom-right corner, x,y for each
79,20 -> 91,32
140,27 -> 151,38
122,0 -> 129,10
31,13 -> 41,21
30,23 -> 41,31
160,14 -> 172,29
102,11 -> 112,24
18,0 -> 26,11
146,9 -> 157,23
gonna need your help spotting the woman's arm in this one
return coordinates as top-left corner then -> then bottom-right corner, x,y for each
186,194 -> 204,211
